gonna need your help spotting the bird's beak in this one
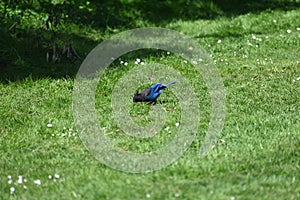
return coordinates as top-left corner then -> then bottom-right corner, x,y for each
133,91 -> 138,102
133,95 -> 138,102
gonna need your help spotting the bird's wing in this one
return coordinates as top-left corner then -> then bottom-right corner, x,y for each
150,83 -> 163,93
150,82 -> 176,93
162,81 -> 176,87
140,88 -> 151,98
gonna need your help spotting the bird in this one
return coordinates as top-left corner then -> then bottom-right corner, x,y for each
133,81 -> 176,103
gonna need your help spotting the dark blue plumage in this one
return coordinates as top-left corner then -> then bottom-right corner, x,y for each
133,81 -> 176,103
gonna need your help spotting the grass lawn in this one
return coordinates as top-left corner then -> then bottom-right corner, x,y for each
1,4 -> 300,200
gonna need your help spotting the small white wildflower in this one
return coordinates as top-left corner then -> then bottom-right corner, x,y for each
198,58 -> 203,62
265,36 -> 269,39
251,34 -> 256,39
273,19 -> 277,23
120,60 -> 124,64
175,122 -> 180,127
8,175 -> 12,179
287,29 -> 292,33
296,77 -> 300,81
297,27 -> 300,31
34,179 -> 41,185
47,123 -> 53,128
10,187 -> 15,194
175,193 -> 180,197
167,51 -> 170,54
54,173 -> 60,179
24,178 -> 27,183
8,179 -> 13,184
136,58 -> 141,63
248,42 -> 252,46
192,60 -> 197,65
146,193 -> 151,198
124,62 -> 128,66
183,60 -> 188,64
141,62 -> 145,65
23,185 -> 27,189
17,176 -> 23,184
48,175 -> 52,179
217,39 -> 222,44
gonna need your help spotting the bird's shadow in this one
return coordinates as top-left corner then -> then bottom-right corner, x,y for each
145,100 -> 173,105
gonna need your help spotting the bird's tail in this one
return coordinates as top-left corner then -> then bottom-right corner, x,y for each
164,81 -> 176,87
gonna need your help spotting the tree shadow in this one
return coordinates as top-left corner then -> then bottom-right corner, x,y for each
1,0 -> 299,83
0,24 -> 96,84
83,0 -> 300,27
213,0 -> 300,17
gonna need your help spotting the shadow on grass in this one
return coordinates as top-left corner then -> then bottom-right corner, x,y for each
0,27 -> 96,84
62,0 -> 300,28
213,0 -> 300,16
0,0 -> 299,83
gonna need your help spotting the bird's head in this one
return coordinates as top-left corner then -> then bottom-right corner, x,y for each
133,90 -> 143,102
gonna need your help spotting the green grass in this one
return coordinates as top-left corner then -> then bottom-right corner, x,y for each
1,7 -> 300,200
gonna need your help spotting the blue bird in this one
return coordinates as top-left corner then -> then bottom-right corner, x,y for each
133,81 -> 176,103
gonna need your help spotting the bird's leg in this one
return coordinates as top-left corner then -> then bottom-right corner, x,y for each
146,101 -> 153,105
150,101 -> 157,105
157,100 -> 166,104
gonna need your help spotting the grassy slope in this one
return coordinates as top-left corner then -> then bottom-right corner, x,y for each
1,8 -> 300,200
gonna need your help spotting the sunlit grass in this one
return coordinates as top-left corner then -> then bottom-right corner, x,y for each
1,7 -> 300,200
